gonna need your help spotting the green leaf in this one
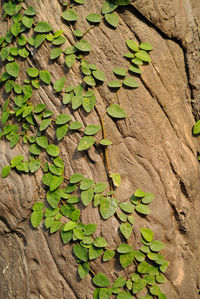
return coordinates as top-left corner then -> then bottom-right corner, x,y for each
49,175 -> 63,191
86,13 -> 101,23
24,6 -> 36,16
113,67 -> 126,76
73,29 -> 83,38
78,136 -> 95,151
49,164 -> 63,176
63,92 -> 73,104
141,228 -> 154,243
158,293 -> 167,299
150,285 -> 161,296
10,134 -> 20,148
33,202 -> 44,211
107,104 -> 126,118
36,135 -> 48,149
53,77 -> 66,92
70,121 -> 82,130
50,48 -> 63,60
62,9 -> 78,22
11,155 -> 24,168
22,16 -> 34,28
144,275 -> 155,285
120,222 -> 132,239
4,2 -> 16,16
52,36 -> 66,45
100,197 -> 118,219
92,69 -> 106,82
46,144 -> 60,157
29,143 -> 41,155
112,277 -> 126,288
84,223 -> 97,236
73,244 -> 88,262
65,54 -> 76,68
84,75 -> 96,86
1,165 -> 11,178
93,273 -> 110,287
39,119 -> 52,131
156,274 -> 165,284
27,67 -> 39,78
56,124 -> 68,140
102,1 -> 118,14
82,96 -> 96,113
63,221 -> 76,231
29,159 -> 41,173
134,251 -> 145,262
103,249 -> 115,261
126,40 -> 139,52
6,62 -> 19,78
39,70 -> 51,84
64,46 -> 77,55
74,39 -> 91,52
107,80 -> 121,88
93,182 -> 108,193
34,22 -> 52,33
135,204 -> 150,215
22,106 -> 34,118
135,189 -> 146,197
99,288 -> 112,299
60,227 -> 73,244
116,292 -> 132,299
50,221 -> 62,233
142,192 -> 155,204
132,278 -> 146,294
129,65 -> 142,74
119,202 -> 134,213
89,245 -> 103,260
124,52 -> 135,59
160,261 -> 170,273
150,240 -> 165,252
44,217 -> 54,229
193,120 -> 200,134
99,139 -> 112,146
73,228 -> 84,240
119,251 -> 134,268
93,237 -> 108,248
112,0 -> 130,4
84,125 -> 101,136
11,22 -> 21,37
78,262 -> 90,279
70,173 -> 84,184
117,243 -> 132,253
135,50 -> 151,62
81,188 -> 94,206
123,77 -> 139,88
72,95 -> 83,110
105,12 -> 119,28
80,178 -> 94,190
31,210 -> 43,228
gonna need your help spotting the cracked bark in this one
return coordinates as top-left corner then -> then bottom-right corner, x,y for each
0,0 -> 200,298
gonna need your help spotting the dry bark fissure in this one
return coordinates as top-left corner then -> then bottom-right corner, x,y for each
0,0 -> 200,298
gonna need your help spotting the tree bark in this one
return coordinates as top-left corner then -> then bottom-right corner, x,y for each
0,0 -> 200,298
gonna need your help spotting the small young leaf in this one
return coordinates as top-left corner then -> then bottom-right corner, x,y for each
70,121 -> 82,130
107,104 -> 126,119
29,159 -> 41,173
50,221 -> 62,233
86,13 -> 101,23
34,22 -> 52,33
39,119 -> 52,131
150,240 -> 165,252
141,228 -> 154,243
1,165 -> 11,178
126,40 -> 139,52
135,204 -> 150,215
6,62 -> 19,78
120,222 -> 132,239
46,144 -> 60,157
129,65 -> 142,74
39,70 -> 51,84
27,67 -> 39,78
11,155 -> 24,168
62,9 -> 78,22
135,50 -> 151,62
119,251 -> 134,268
100,197 -> 118,219
81,188 -> 94,206
65,54 -> 76,68
89,245 -> 103,260
119,202 -> 134,213
99,139 -> 112,146
50,48 -> 63,60
93,237 -> 108,248
84,75 -> 96,86
31,210 -> 43,228
105,12 -> 119,28
73,244 -> 88,262
84,125 -> 101,136
92,69 -> 106,82
110,173 -> 121,186
103,250 -> 115,261
56,124 -> 68,140
49,175 -> 63,191
53,77 -> 66,92
24,6 -> 36,16
113,67 -> 126,77
107,80 -> 121,88
84,223 -> 97,236
80,178 -> 94,190
102,1 -> 118,14
52,36 -> 66,45
117,243 -> 133,253
74,40 -> 91,52
70,173 -> 84,184
123,77 -> 139,88
78,262 -> 90,279
78,136 -> 95,151
92,273 -> 110,287
36,135 -> 48,149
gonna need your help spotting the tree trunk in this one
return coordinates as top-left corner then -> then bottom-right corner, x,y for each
0,0 -> 200,298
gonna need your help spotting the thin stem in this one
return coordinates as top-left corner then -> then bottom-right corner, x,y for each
94,105 -> 113,192
89,267 -> 96,276
83,26 -> 94,38
110,86 -> 122,105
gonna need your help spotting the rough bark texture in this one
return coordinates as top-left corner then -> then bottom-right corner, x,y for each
0,0 -> 200,298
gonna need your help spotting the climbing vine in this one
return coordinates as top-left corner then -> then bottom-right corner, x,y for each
0,0 -> 169,298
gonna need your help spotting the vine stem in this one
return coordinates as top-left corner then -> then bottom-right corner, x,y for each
83,25 -> 94,37
89,267 -> 96,276
94,105 -> 113,192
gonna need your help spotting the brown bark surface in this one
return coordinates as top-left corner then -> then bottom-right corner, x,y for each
0,0 -> 200,298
